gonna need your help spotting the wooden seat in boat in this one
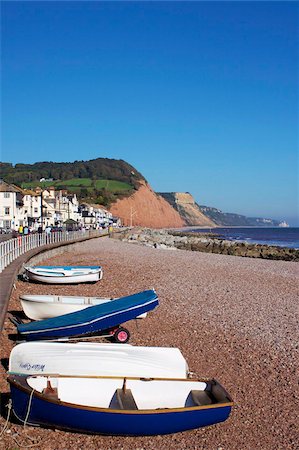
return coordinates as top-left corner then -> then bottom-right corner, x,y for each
191,390 -> 214,406
42,380 -> 58,400
116,389 -> 138,410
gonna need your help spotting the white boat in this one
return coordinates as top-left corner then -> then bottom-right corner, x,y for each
24,265 -> 103,284
8,342 -> 189,379
19,294 -> 147,320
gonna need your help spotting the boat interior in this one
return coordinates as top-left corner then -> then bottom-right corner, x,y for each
25,376 -> 232,411
20,295 -> 147,318
21,295 -> 113,305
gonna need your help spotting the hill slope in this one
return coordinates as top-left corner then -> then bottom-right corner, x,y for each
110,182 -> 186,228
159,192 -> 215,227
199,205 -> 281,227
1,158 -> 145,188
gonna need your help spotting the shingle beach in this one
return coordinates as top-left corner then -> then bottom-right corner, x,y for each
1,236 -> 298,449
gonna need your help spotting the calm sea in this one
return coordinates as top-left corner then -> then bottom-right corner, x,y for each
189,227 -> 299,249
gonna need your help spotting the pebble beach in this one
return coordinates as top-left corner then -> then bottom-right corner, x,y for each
0,235 -> 298,449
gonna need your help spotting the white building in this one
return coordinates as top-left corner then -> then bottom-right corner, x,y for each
0,180 -> 120,231
0,180 -> 21,230
78,203 -> 114,229
35,187 -> 80,227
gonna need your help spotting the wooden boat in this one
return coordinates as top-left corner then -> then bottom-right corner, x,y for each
9,342 -> 189,378
15,289 -> 159,342
8,374 -> 233,435
19,294 -> 147,320
23,265 -> 103,284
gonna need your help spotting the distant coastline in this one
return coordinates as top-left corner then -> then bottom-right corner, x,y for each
183,226 -> 299,249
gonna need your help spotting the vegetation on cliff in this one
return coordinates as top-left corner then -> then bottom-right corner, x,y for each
1,158 -> 145,207
1,158 -> 145,188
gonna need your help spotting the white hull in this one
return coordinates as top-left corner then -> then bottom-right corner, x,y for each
24,266 -> 103,284
9,342 -> 189,378
20,294 -> 147,321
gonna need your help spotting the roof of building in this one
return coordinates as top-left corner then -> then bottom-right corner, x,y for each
11,184 -> 39,197
0,180 -> 20,193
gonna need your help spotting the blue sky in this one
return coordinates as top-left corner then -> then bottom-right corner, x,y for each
2,1 -> 298,225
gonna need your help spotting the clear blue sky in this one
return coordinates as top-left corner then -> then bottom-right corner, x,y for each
2,1 -> 298,225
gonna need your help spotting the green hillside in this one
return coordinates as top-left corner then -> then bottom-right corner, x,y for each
20,178 -> 133,207
0,157 -> 145,187
1,158 -> 144,207
21,178 -> 132,192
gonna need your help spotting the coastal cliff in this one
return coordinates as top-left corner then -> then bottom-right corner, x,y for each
109,182 -> 186,228
159,192 -> 215,227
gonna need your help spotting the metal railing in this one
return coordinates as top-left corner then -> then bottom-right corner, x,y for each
0,229 -> 105,273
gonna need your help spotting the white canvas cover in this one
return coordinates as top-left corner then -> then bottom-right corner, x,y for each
9,342 -> 189,378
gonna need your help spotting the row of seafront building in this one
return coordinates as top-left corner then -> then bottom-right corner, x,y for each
0,180 -> 120,231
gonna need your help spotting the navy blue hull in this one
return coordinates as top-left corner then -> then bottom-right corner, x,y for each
17,290 -> 159,340
10,384 -> 232,436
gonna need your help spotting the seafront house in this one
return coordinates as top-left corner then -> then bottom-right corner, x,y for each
0,180 -> 120,231
87,203 -> 113,228
78,203 -> 114,229
35,187 -> 81,228
0,180 -> 44,231
14,186 -> 41,230
0,180 -> 22,230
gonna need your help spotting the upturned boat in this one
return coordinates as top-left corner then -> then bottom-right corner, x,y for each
14,289 -> 159,342
23,265 -> 103,284
9,342 -> 189,378
8,374 -> 233,435
19,294 -> 147,320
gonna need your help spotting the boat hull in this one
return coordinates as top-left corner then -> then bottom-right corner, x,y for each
10,383 -> 232,436
9,342 -> 189,378
24,266 -> 103,284
17,290 -> 159,340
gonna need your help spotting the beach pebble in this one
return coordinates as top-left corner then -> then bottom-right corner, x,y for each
0,236 -> 298,449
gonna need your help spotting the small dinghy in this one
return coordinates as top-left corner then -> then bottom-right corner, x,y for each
23,265 -> 103,284
8,374 -> 233,435
9,342 -> 189,378
19,294 -> 147,321
15,289 -> 159,342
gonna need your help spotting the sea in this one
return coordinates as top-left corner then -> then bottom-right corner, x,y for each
188,227 -> 299,249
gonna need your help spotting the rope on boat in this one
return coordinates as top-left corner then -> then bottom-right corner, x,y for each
23,388 -> 35,429
0,390 -> 47,448
0,398 -> 41,448
0,399 -> 12,437
10,433 -> 44,449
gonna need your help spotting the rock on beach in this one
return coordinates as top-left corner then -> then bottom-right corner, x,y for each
0,236 -> 298,450
119,228 -> 299,261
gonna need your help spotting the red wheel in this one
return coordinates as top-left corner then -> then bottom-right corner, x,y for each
114,327 -> 130,343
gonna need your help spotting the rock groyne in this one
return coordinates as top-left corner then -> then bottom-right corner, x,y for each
118,228 -> 299,261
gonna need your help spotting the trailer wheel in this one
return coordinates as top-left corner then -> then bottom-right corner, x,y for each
114,327 -> 130,343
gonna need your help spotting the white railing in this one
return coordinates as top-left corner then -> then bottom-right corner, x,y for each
0,230 -> 105,273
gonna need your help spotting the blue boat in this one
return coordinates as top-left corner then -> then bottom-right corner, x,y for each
16,290 -> 159,342
8,374 -> 233,436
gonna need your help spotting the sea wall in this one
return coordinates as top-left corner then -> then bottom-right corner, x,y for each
117,228 -> 299,262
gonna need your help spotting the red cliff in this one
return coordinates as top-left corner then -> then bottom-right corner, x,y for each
110,182 -> 186,228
